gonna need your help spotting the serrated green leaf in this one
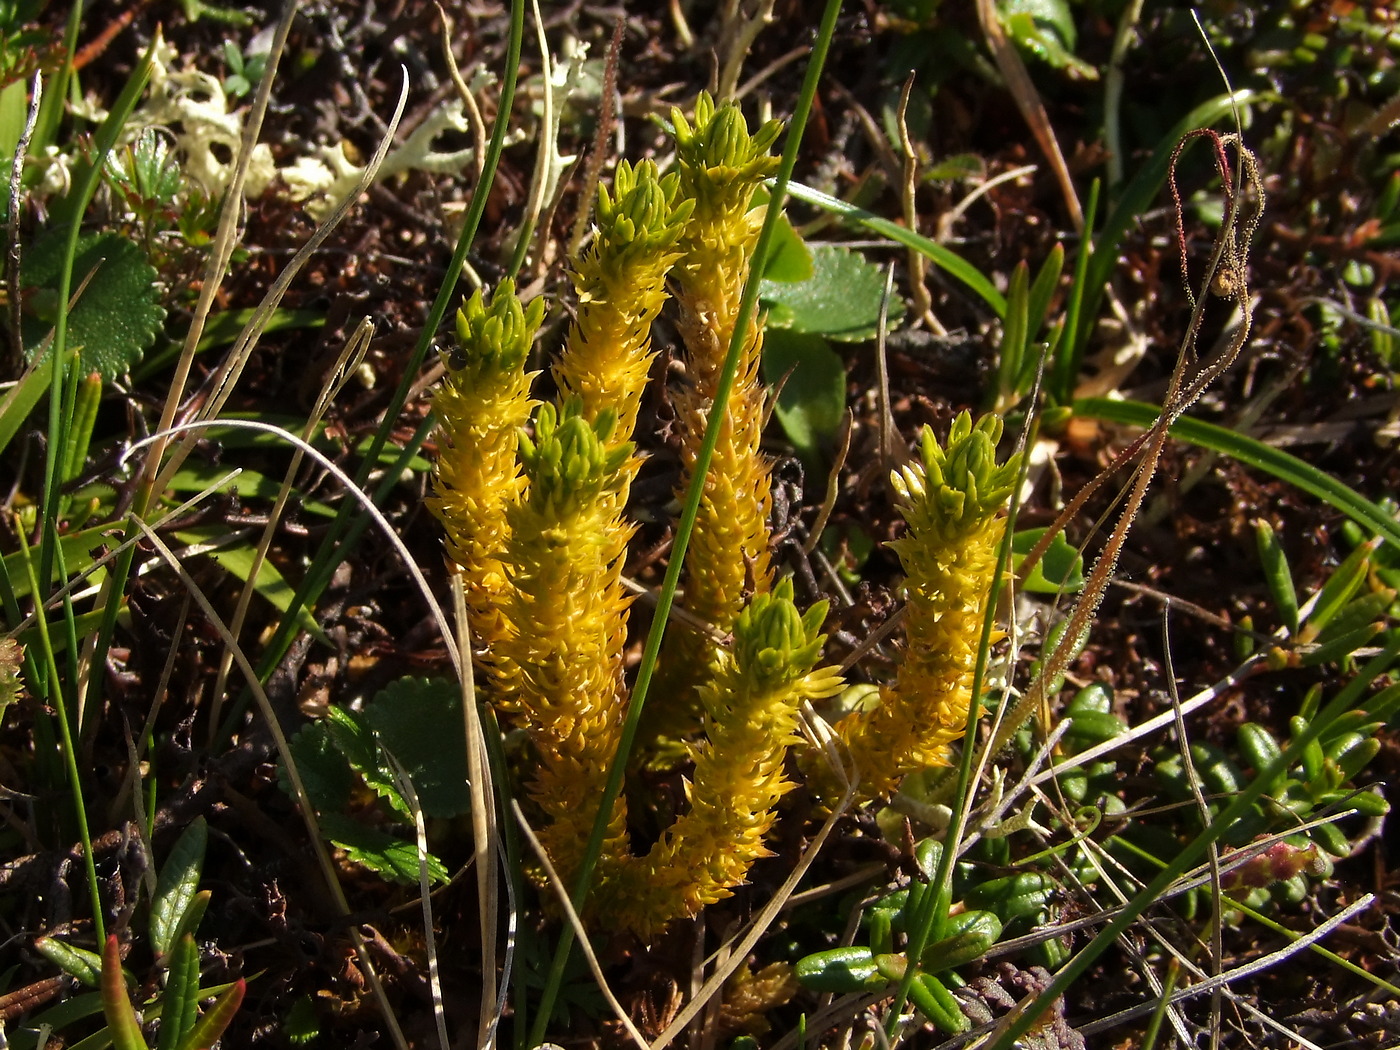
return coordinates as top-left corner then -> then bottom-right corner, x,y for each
22,230 -> 166,381
1012,527 -> 1085,593
151,818 -> 207,960
760,244 -> 903,341
362,677 -> 471,819
283,721 -> 356,814
761,329 -> 847,461
317,812 -> 449,885
322,706 -> 410,818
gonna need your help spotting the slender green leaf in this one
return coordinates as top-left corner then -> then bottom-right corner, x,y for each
1253,519 -> 1300,635
150,818 -> 207,959
783,179 -> 1006,316
101,935 -> 148,1050
1072,397 -> 1400,554
34,935 -> 103,988
156,936 -> 200,1050
0,354 -> 55,460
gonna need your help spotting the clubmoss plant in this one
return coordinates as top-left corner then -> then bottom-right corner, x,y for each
815,411 -> 1018,803
497,400 -> 637,881
652,94 -> 785,739
428,280 -> 543,654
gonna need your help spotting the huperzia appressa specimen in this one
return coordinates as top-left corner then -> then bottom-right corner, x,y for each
428,281 -> 543,651
497,400 -> 637,883
821,412 -> 1018,803
600,579 -> 843,937
655,94 -> 785,739
554,159 -> 693,445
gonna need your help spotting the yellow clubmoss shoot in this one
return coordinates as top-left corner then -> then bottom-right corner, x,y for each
429,281 -> 543,650
554,159 -> 693,443
829,412 -> 1018,803
603,580 -> 843,937
655,96 -> 785,739
500,400 -> 637,882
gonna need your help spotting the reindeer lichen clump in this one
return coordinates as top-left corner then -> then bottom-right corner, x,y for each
428,95 -> 1015,934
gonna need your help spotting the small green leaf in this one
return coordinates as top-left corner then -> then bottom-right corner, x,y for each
762,329 -> 846,460
101,935 -> 149,1050
34,935 -> 104,988
1254,520 -> 1300,635
22,230 -> 166,381
157,935 -> 200,1050
1012,527 -> 1085,593
317,813 -> 449,885
760,244 -> 903,341
323,705 -> 410,818
363,677 -> 471,819
151,818 -> 208,960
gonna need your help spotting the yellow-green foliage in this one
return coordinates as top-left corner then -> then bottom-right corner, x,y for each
599,580 -> 843,936
554,159 -> 692,444
428,282 -> 543,651
498,401 -> 637,880
823,412 -> 1017,803
651,94 -> 785,739
428,97 -> 1012,937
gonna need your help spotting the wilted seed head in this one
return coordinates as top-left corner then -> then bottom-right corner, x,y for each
519,401 -> 631,513
732,579 -> 827,687
448,279 -> 545,376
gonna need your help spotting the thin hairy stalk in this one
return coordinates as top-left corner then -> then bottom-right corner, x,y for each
529,2 -> 844,1037
205,319 -> 374,741
566,16 -> 624,259
999,134 -> 1263,762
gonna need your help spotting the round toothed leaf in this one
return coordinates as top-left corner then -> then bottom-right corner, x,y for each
22,229 -> 165,380
760,244 -> 902,341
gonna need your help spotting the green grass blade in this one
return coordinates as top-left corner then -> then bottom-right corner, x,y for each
1073,397 -> 1400,553
783,179 -> 1006,317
